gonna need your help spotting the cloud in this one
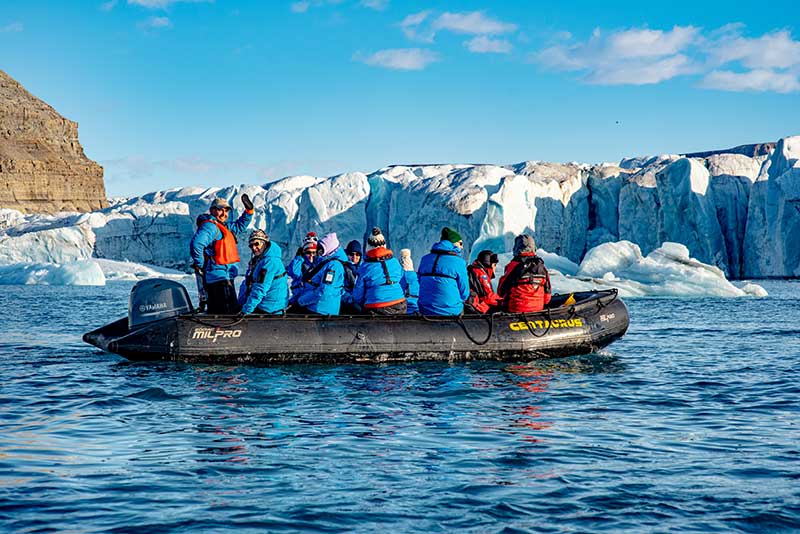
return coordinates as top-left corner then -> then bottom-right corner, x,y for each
534,24 -> 800,93
291,1 -> 310,13
402,10 -> 516,43
127,0 -> 214,9
100,0 -> 118,11
0,22 -> 24,33
535,25 -> 700,85
433,11 -> 517,35
400,10 -> 433,41
139,16 -> 172,29
355,48 -> 439,70
701,69 -> 800,93
707,29 -> 800,70
361,0 -> 388,10
465,36 -> 512,54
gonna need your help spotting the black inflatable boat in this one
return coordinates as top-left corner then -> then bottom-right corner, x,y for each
83,279 -> 629,365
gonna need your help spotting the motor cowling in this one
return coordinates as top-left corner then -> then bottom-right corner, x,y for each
128,278 -> 193,330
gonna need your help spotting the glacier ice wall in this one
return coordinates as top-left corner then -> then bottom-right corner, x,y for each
0,136 -> 798,279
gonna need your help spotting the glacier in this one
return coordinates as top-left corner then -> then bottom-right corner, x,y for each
0,136 -> 797,293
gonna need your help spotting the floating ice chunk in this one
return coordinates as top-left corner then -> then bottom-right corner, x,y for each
94,259 -> 190,281
536,248 -> 579,276
0,260 -> 106,286
740,283 -> 768,297
569,241 -> 751,297
577,241 -> 643,278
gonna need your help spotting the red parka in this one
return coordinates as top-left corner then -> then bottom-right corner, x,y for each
467,261 -> 502,313
497,253 -> 551,313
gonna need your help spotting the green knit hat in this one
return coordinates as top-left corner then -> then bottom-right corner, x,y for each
440,227 -> 463,243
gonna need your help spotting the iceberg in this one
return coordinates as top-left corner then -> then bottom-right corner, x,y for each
0,136 -> 796,292
0,260 -> 106,286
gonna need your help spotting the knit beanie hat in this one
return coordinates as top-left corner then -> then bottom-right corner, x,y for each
345,240 -> 362,256
513,234 -> 536,256
440,227 -> 463,244
317,232 -> 339,256
302,231 -> 318,253
367,227 -> 386,250
477,250 -> 498,268
249,229 -> 269,245
400,249 -> 414,271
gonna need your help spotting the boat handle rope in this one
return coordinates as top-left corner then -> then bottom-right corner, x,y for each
520,308 -> 553,338
455,314 -> 495,346
420,313 -> 495,346
187,312 -> 246,328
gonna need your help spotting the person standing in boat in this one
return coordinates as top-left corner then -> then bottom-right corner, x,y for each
341,240 -> 362,314
287,232 -> 318,308
417,227 -> 470,316
296,232 -> 346,315
399,248 -> 419,315
467,250 -> 502,314
497,235 -> 551,313
352,227 -> 407,315
237,229 -> 289,316
189,195 -> 254,314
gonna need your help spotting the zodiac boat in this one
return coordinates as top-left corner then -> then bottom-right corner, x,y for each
83,278 -> 629,365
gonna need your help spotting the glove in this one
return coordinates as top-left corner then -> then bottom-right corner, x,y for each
241,193 -> 254,211
296,246 -> 304,257
192,264 -> 204,277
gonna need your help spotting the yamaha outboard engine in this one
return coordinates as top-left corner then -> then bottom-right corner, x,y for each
128,278 -> 193,330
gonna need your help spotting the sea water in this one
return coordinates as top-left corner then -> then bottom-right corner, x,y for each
1,281 -> 798,533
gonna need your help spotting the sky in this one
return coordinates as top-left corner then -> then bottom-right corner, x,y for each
1,0 -> 799,197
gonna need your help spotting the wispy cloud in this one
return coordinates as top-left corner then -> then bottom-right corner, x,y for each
354,48 -> 439,70
291,0 -> 380,14
291,1 -> 310,13
100,0 -> 118,11
701,69 -> 800,93
465,36 -> 512,54
128,0 -> 214,9
0,22 -> 24,33
138,16 -> 172,29
707,29 -> 800,69
534,24 -> 800,93
401,10 -> 518,53
361,0 -> 388,10
433,12 -> 517,35
535,26 -> 700,85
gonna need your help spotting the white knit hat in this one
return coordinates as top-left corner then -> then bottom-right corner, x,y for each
367,227 -> 386,250
400,248 -> 414,271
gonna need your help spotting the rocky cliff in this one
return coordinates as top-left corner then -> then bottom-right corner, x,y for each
0,69 -> 106,213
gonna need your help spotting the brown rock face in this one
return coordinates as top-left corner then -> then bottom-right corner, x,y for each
0,69 -> 107,213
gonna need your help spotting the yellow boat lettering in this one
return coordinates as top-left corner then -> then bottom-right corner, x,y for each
509,317 -> 583,331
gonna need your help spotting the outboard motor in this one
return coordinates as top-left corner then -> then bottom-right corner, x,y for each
128,278 -> 193,330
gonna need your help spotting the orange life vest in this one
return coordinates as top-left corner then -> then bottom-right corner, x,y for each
203,219 -> 240,265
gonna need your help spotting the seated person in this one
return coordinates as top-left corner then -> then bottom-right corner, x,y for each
296,232 -> 346,315
238,230 -> 288,315
399,248 -> 419,315
353,228 -> 406,315
287,232 -> 317,307
417,227 -> 469,316
467,250 -> 502,314
341,239 -> 362,313
497,235 -> 551,313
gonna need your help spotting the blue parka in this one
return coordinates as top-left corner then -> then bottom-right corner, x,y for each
417,240 -> 470,316
400,269 -> 420,314
189,210 -> 253,284
353,249 -> 405,309
297,248 -> 347,315
287,253 -> 315,305
237,242 -> 289,314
